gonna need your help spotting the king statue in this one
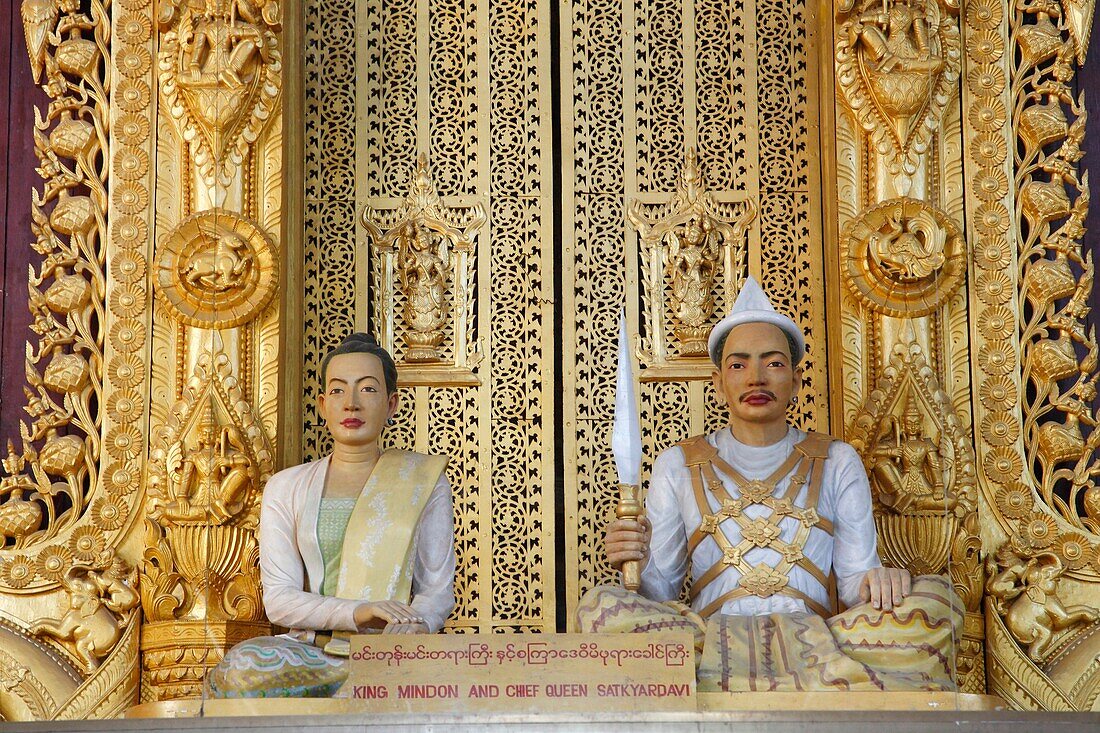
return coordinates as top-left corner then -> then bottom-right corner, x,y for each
577,277 -> 963,692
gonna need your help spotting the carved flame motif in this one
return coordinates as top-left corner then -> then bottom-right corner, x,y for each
836,0 -> 961,184
157,0 -> 282,189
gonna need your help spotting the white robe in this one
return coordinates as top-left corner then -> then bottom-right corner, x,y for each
259,455 -> 456,636
640,427 -> 881,615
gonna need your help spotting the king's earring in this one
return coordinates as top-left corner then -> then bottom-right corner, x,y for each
386,417 -> 395,426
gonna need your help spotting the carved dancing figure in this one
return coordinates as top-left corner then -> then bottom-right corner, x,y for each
398,222 -> 450,339
579,277 -> 962,691
207,333 -> 455,698
667,214 -> 719,330
850,0 -> 943,75
870,396 -> 952,513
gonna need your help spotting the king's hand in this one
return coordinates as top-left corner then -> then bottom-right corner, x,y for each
859,566 -> 912,611
605,517 -> 652,572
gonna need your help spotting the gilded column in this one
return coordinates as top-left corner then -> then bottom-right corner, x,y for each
975,0 -> 1100,710
830,0 -> 987,692
138,0 -> 282,700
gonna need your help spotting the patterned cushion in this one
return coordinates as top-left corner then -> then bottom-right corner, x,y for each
207,636 -> 348,699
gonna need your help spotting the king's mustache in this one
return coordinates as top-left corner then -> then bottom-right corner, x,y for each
739,390 -> 776,402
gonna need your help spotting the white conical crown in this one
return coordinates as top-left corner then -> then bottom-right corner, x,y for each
706,276 -> 806,366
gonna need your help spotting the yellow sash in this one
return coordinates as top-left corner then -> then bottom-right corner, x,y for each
323,450 -> 446,656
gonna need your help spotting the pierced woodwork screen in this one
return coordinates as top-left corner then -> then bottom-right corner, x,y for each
561,0 -> 829,618
301,0 -> 825,631
301,0 -> 555,632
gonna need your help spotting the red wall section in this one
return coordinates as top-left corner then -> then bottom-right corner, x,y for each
0,4 -> 48,449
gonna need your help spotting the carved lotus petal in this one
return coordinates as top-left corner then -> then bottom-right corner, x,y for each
1029,337 -> 1079,383
38,435 -> 85,476
49,118 -> 96,160
43,352 -> 89,393
44,274 -> 90,313
1037,416 -> 1084,465
0,498 -> 43,539
49,196 -> 97,236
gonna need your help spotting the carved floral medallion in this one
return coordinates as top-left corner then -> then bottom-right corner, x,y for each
154,209 -> 278,329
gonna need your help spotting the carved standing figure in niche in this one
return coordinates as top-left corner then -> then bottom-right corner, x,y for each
870,396 -> 952,513
988,548 -> 1098,660
206,334 -> 455,698
31,557 -> 139,673
162,408 -> 252,524
580,277 -> 962,692
397,222 -> 450,362
667,213 -> 719,353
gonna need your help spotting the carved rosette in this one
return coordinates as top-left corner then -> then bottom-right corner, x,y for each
361,154 -> 486,385
154,210 -> 278,329
843,197 -> 966,318
627,148 -> 756,380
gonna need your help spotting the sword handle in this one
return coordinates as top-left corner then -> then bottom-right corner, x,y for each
616,483 -> 643,591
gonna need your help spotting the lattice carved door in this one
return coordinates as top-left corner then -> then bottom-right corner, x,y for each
297,0 -> 827,630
